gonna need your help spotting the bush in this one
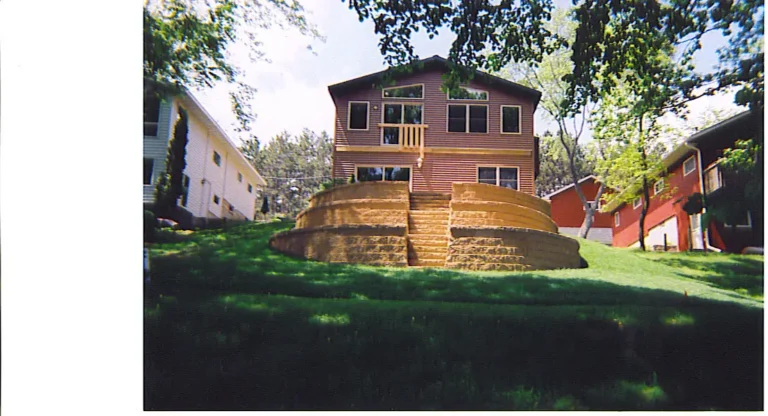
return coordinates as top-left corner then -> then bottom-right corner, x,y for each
144,210 -> 157,243
320,178 -> 349,191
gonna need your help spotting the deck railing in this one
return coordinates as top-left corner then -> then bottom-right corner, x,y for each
379,123 -> 427,157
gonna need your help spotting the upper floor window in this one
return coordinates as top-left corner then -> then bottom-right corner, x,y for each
653,178 -> 665,195
501,105 -> 521,134
633,196 -> 642,209
683,156 -> 696,176
237,172 -> 243,183
382,84 -> 423,99
248,183 -> 253,193
614,212 -> 620,226
448,86 -> 488,100
448,104 -> 487,133
585,200 -> 602,211
478,166 -> 518,190
143,158 -> 154,185
347,101 -> 369,130
382,103 -> 423,145
144,93 -> 161,136
704,163 -> 724,194
213,194 -> 220,205
213,151 -> 222,167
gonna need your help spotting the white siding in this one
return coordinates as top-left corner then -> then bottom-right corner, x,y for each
143,99 -> 175,203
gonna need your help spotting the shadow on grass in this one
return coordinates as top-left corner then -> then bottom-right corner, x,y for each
145,222 -> 764,411
644,252 -> 764,299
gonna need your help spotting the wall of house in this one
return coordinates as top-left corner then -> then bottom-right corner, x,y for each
143,99 -> 175,204
333,152 -> 535,194
550,179 -> 613,228
612,152 -> 700,250
331,69 -> 537,194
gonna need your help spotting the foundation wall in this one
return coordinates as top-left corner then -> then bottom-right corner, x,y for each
451,183 -> 551,217
308,182 -> 409,209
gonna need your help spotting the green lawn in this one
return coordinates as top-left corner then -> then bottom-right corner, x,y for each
145,221 -> 763,410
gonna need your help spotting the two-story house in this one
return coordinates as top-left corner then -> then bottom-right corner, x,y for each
606,110 -> 761,252
328,55 -> 541,194
143,87 -> 266,225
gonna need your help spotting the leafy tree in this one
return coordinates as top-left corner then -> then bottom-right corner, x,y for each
260,195 -> 270,220
241,129 -> 332,217
154,106 -> 190,218
502,7 -> 604,237
535,131 -> 595,198
144,0 -> 322,137
344,0 -> 763,112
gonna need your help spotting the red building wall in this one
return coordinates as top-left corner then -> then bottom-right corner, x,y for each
612,151 -> 701,249
549,178 -> 612,228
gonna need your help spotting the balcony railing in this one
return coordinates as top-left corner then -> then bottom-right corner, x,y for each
379,123 -> 428,156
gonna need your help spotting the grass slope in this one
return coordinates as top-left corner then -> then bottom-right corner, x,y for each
145,221 -> 763,410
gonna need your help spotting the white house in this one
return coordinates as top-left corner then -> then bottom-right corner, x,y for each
143,87 -> 266,223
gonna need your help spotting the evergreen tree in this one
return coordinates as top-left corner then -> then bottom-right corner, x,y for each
154,106 -> 189,218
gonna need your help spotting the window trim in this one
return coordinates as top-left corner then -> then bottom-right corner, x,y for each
633,197 -> 642,210
475,165 -> 520,191
213,151 -> 222,167
446,86 -> 489,101
347,100 -> 370,131
725,211 -> 753,228
446,103 -> 489,134
500,105 -> 523,135
614,212 -> 620,227
382,83 -> 425,100
380,102 -> 424,146
683,156 -> 696,176
354,164 -> 413,192
653,178 -> 665,195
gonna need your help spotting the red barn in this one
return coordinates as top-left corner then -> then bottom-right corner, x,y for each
605,110 -> 762,252
544,175 -> 613,244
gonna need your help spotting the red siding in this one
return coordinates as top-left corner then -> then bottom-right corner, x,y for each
549,178 -> 612,228
612,152 -> 701,249
334,152 -> 534,194
331,69 -> 537,194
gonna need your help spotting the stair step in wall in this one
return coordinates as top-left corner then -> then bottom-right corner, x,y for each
407,192 -> 451,267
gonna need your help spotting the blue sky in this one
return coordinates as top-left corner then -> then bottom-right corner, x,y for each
196,0 -> 743,145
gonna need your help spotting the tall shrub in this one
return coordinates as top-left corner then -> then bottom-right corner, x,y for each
154,105 -> 189,218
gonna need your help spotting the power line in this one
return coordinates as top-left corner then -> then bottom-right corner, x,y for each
260,175 -> 334,180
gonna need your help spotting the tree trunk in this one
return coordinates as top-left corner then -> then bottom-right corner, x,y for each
578,182 -> 607,239
637,116 -> 648,251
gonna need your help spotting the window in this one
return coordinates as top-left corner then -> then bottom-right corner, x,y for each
180,175 -> 190,207
501,105 -> 521,134
448,86 -> 488,100
144,93 -> 160,136
704,164 -> 723,194
725,211 -> 752,228
584,200 -> 601,211
356,166 -> 411,183
683,156 -> 696,176
614,212 -> 620,226
248,184 -> 253,193
143,158 -> 154,185
237,172 -> 243,183
477,167 -> 519,190
228,203 -> 234,212
653,178 -> 665,195
213,195 -> 220,205
347,101 -> 369,130
448,104 -> 487,133
213,151 -> 222,167
382,84 -> 423,99
633,197 -> 642,209
382,103 -> 423,145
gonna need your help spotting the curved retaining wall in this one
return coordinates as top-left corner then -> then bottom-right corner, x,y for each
269,181 -> 582,271
270,225 -> 408,267
446,226 -> 581,271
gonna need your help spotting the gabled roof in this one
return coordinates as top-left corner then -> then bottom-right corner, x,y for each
177,88 -> 267,187
686,110 -> 753,146
542,175 -> 598,200
328,55 -> 542,107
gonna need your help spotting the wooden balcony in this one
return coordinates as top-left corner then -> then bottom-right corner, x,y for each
379,123 -> 428,156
